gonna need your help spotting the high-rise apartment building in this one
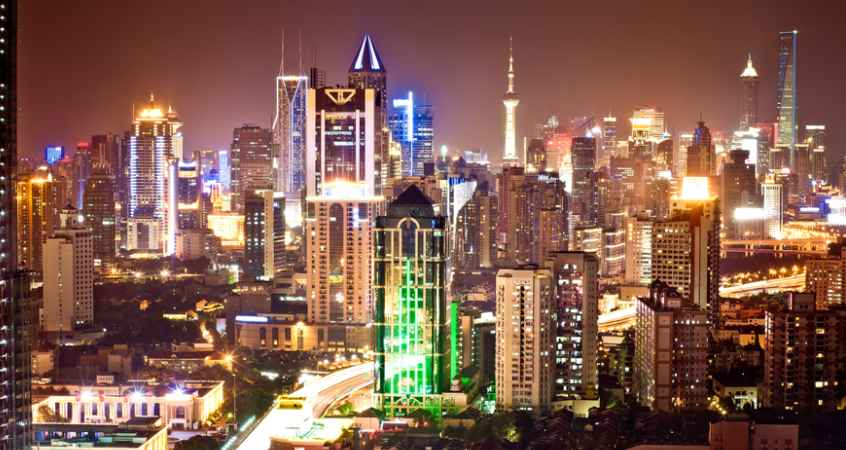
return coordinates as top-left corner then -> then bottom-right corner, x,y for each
453,183 -> 496,271
244,189 -> 285,281
125,95 -> 182,255
43,208 -> 94,333
634,281 -> 709,411
805,245 -> 846,309
273,74 -> 308,196
495,267 -> 555,411
686,121 -> 714,177
230,124 -> 273,212
388,91 -> 434,176
82,167 -> 116,266
651,177 -> 720,320
776,31 -> 798,168
72,142 -> 92,209
739,54 -> 759,130
761,176 -> 783,239
546,251 -> 599,400
0,2 -> 33,445
764,292 -> 846,412
502,38 -> 519,165
373,185 -> 449,416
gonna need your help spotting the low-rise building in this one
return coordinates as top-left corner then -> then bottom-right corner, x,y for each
33,417 -> 168,450
32,379 -> 224,430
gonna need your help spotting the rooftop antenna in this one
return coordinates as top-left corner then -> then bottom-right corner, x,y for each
298,29 -> 303,76
282,28 -> 288,75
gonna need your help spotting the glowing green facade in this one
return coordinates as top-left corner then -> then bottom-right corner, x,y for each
374,185 -> 449,417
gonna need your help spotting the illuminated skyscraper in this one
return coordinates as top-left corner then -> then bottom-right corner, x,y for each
624,216 -> 653,285
43,207 -> 93,333
72,142 -> 92,209
347,35 -> 388,191
305,87 -> 382,323
739,54 -> 759,130
546,251 -> 599,400
230,124 -> 273,211
686,121 -> 714,177
83,167 -> 116,266
502,37 -> 520,165
495,267 -> 555,411
571,137 -> 598,226
776,30 -> 798,168
125,95 -> 182,255
90,133 -> 121,175
176,161 -> 201,230
600,115 -> 618,167
806,124 -> 827,184
244,189 -> 285,281
721,150 -> 759,238
0,2 -> 33,445
273,74 -> 308,196
374,185 -> 449,417
388,91 -> 434,176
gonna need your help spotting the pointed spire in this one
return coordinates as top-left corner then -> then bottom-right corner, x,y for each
298,29 -> 303,75
277,27 -> 285,77
741,53 -> 758,78
506,36 -> 515,94
349,34 -> 385,72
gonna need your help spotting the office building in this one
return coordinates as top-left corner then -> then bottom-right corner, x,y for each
308,66 -> 326,89
502,38 -> 520,165
388,91 -> 434,177
806,124 -> 826,185
273,74 -> 308,196
761,176 -> 783,239
0,2 -> 33,445
454,184 -> 496,270
624,216 -> 653,285
739,54 -> 759,130
15,168 -> 67,272
776,30 -> 798,168
43,208 -> 94,333
230,124 -> 273,211
125,95 -> 182,255
82,167 -> 116,266
373,185 -> 449,417
176,160 -> 201,230
571,137 -> 598,226
546,252 -> 599,400
495,267 -> 555,411
634,281 -> 709,411
89,133 -> 121,175
72,142 -> 91,209
631,108 -> 665,142
764,292 -> 846,412
600,115 -> 617,168
347,35 -> 388,192
33,421 -> 168,450
686,121 -> 714,177
244,189 -> 285,281
721,150 -> 759,238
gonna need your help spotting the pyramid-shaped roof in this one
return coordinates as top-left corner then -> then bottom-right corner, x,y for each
349,35 -> 385,73
387,184 -> 434,218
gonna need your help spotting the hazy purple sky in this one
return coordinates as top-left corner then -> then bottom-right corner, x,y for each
19,0 -> 846,165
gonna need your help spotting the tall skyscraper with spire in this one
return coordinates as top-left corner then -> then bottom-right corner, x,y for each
739,54 -> 759,130
273,31 -> 308,198
776,30 -> 798,168
502,37 -> 520,165
347,35 -> 388,192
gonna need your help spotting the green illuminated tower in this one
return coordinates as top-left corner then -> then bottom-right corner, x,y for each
374,184 -> 449,417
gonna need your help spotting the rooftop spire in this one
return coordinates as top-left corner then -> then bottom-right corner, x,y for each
278,27 -> 285,77
507,36 -> 515,94
741,53 -> 758,78
349,34 -> 385,72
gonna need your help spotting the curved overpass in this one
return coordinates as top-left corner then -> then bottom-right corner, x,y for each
232,362 -> 374,450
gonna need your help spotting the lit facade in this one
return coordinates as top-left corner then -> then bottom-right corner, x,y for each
176,160 -> 200,230
374,185 -> 449,417
16,169 -> 67,272
546,252 -> 599,400
495,267 -> 555,411
230,124 -> 273,211
720,149 -> 759,239
273,75 -> 308,196
624,216 -> 652,285
125,95 -> 182,255
388,91 -> 434,176
83,168 -> 116,266
739,54 -> 759,130
634,281 -> 708,412
761,177 -> 783,239
571,137 -> 597,225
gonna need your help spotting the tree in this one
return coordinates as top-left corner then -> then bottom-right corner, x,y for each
174,435 -> 219,450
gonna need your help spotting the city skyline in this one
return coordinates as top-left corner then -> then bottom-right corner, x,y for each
19,0 -> 846,165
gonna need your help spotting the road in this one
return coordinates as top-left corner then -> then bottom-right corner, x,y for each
231,362 -> 374,450
718,274 -> 805,298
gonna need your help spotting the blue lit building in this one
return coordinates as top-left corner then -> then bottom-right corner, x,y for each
776,30 -> 798,168
45,145 -> 65,166
217,149 -> 230,189
388,92 -> 434,176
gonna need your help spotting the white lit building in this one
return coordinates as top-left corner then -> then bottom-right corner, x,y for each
762,178 -> 783,238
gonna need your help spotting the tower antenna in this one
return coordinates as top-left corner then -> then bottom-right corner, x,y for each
298,29 -> 303,75
278,27 -> 285,77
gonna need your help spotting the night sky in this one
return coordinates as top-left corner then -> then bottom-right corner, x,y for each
19,0 -> 846,165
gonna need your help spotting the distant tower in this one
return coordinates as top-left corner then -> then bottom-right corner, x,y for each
739,53 -> 759,130
502,37 -> 520,165
776,31 -> 798,168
